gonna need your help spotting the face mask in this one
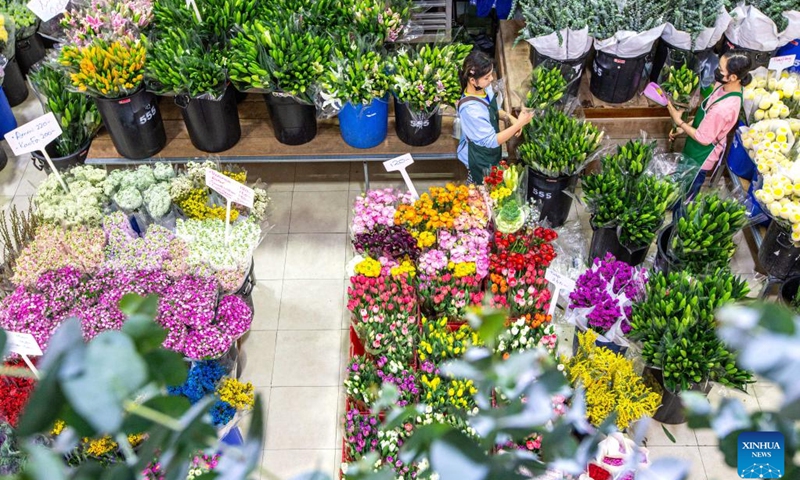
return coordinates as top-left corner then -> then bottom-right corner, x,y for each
714,67 -> 728,84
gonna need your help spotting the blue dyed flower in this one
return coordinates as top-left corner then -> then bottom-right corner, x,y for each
209,401 -> 236,426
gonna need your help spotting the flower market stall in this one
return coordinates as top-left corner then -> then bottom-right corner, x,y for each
0,159 -> 268,474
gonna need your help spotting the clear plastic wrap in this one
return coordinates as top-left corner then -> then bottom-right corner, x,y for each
58,38 -> 146,99
59,0 -> 153,47
482,162 -> 529,233
0,13 -> 16,59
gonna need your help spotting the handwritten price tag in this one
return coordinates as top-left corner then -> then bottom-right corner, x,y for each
5,331 -> 42,356
4,112 -> 62,156
26,0 -> 69,22
205,168 -> 255,208
383,154 -> 419,199
769,55 -> 796,73
545,269 -> 576,292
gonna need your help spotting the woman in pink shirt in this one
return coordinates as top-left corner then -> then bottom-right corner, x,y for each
667,50 -> 753,200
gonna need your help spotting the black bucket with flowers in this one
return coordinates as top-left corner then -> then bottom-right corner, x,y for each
3,2 -> 44,75
146,29 -> 241,153
29,60 -> 102,170
59,38 -> 167,159
229,20 -> 333,146
390,43 -> 472,147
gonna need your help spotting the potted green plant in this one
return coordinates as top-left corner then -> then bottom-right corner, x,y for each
654,0 -> 730,89
510,0 -> 593,97
517,107 -> 603,226
389,43 -> 472,146
320,35 -> 391,149
590,0 -> 668,103
582,139 -> 679,265
28,61 -> 102,170
229,18 -> 333,145
1,1 -> 42,76
629,269 -> 753,424
657,191 -> 747,275
146,29 -> 239,153
58,38 -> 167,160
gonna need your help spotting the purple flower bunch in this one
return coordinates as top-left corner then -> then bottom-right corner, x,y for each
351,189 -> 404,236
345,409 -> 380,460
104,212 -> 177,272
376,356 -> 420,406
354,225 -> 420,261
0,266 -> 252,359
568,254 -> 647,334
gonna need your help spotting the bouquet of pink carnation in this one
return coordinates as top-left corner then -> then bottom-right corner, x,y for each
351,188 -> 413,236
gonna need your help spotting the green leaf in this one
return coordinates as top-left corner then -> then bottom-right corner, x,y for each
122,315 -> 168,354
119,293 -> 159,318
122,396 -> 192,434
661,424 -> 676,443
399,423 -> 452,464
429,429 -> 490,480
22,443 -> 68,480
17,359 -> 67,437
0,328 -> 6,357
144,349 -> 188,386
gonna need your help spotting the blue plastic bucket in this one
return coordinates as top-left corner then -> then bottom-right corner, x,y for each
0,88 -> 17,137
338,98 -> 388,149
748,177 -> 771,228
727,122 -> 755,180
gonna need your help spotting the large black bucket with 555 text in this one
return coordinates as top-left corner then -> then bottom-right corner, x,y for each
30,140 -> 92,172
588,225 -> 649,267
757,221 -> 800,279
3,56 -> 28,107
94,88 -> 167,160
530,47 -> 589,99
590,50 -> 650,104
526,168 -> 578,227
394,98 -> 442,147
780,275 -> 800,307
264,93 -> 317,146
178,85 -> 241,153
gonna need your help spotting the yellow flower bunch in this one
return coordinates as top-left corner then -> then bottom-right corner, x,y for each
216,378 -> 255,410
59,39 -> 146,98
52,420 -> 146,457
0,15 -> 7,44
421,374 -> 477,413
176,188 -> 241,222
490,186 -> 512,202
391,259 -> 416,278
418,317 -> 482,363
394,183 -> 473,234
355,257 -> 382,277
565,331 -> 661,430
224,170 -> 247,184
449,261 -> 476,278
416,231 -> 436,249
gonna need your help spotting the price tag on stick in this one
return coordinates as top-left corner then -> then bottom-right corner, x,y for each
26,0 -> 69,22
5,331 -> 42,379
545,269 -> 576,317
4,112 -> 68,193
769,54 -> 796,83
205,168 -> 255,244
383,153 -> 419,199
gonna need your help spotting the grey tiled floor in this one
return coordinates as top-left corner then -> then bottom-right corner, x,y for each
0,94 -> 780,480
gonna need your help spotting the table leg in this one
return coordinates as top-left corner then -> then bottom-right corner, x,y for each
363,161 -> 370,191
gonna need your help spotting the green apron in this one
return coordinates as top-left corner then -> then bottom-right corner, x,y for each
458,93 -> 502,184
683,85 -> 743,170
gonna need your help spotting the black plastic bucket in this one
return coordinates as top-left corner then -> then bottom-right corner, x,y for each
650,40 -> 694,83
643,366 -> 711,424
30,140 -> 91,172
526,168 -> 577,227
177,85 -> 241,153
3,56 -> 28,107
590,50 -> 651,104
780,276 -> 800,308
394,98 -> 442,147
530,47 -> 589,98
264,93 -> 317,146
719,36 -> 776,69
654,224 -> 679,274
757,222 -> 800,279
16,33 -> 46,76
94,88 -> 167,160
0,146 -> 7,171
588,225 -> 649,267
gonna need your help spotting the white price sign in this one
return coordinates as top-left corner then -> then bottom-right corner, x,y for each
545,269 -> 576,317
205,168 -> 255,208
383,153 -> 419,199
769,55 -> 796,73
4,112 -> 62,156
26,0 -> 69,22
5,331 -> 42,356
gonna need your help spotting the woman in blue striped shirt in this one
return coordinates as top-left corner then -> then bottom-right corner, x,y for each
457,51 -> 533,184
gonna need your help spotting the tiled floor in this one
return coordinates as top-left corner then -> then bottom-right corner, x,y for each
0,94 -> 781,480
